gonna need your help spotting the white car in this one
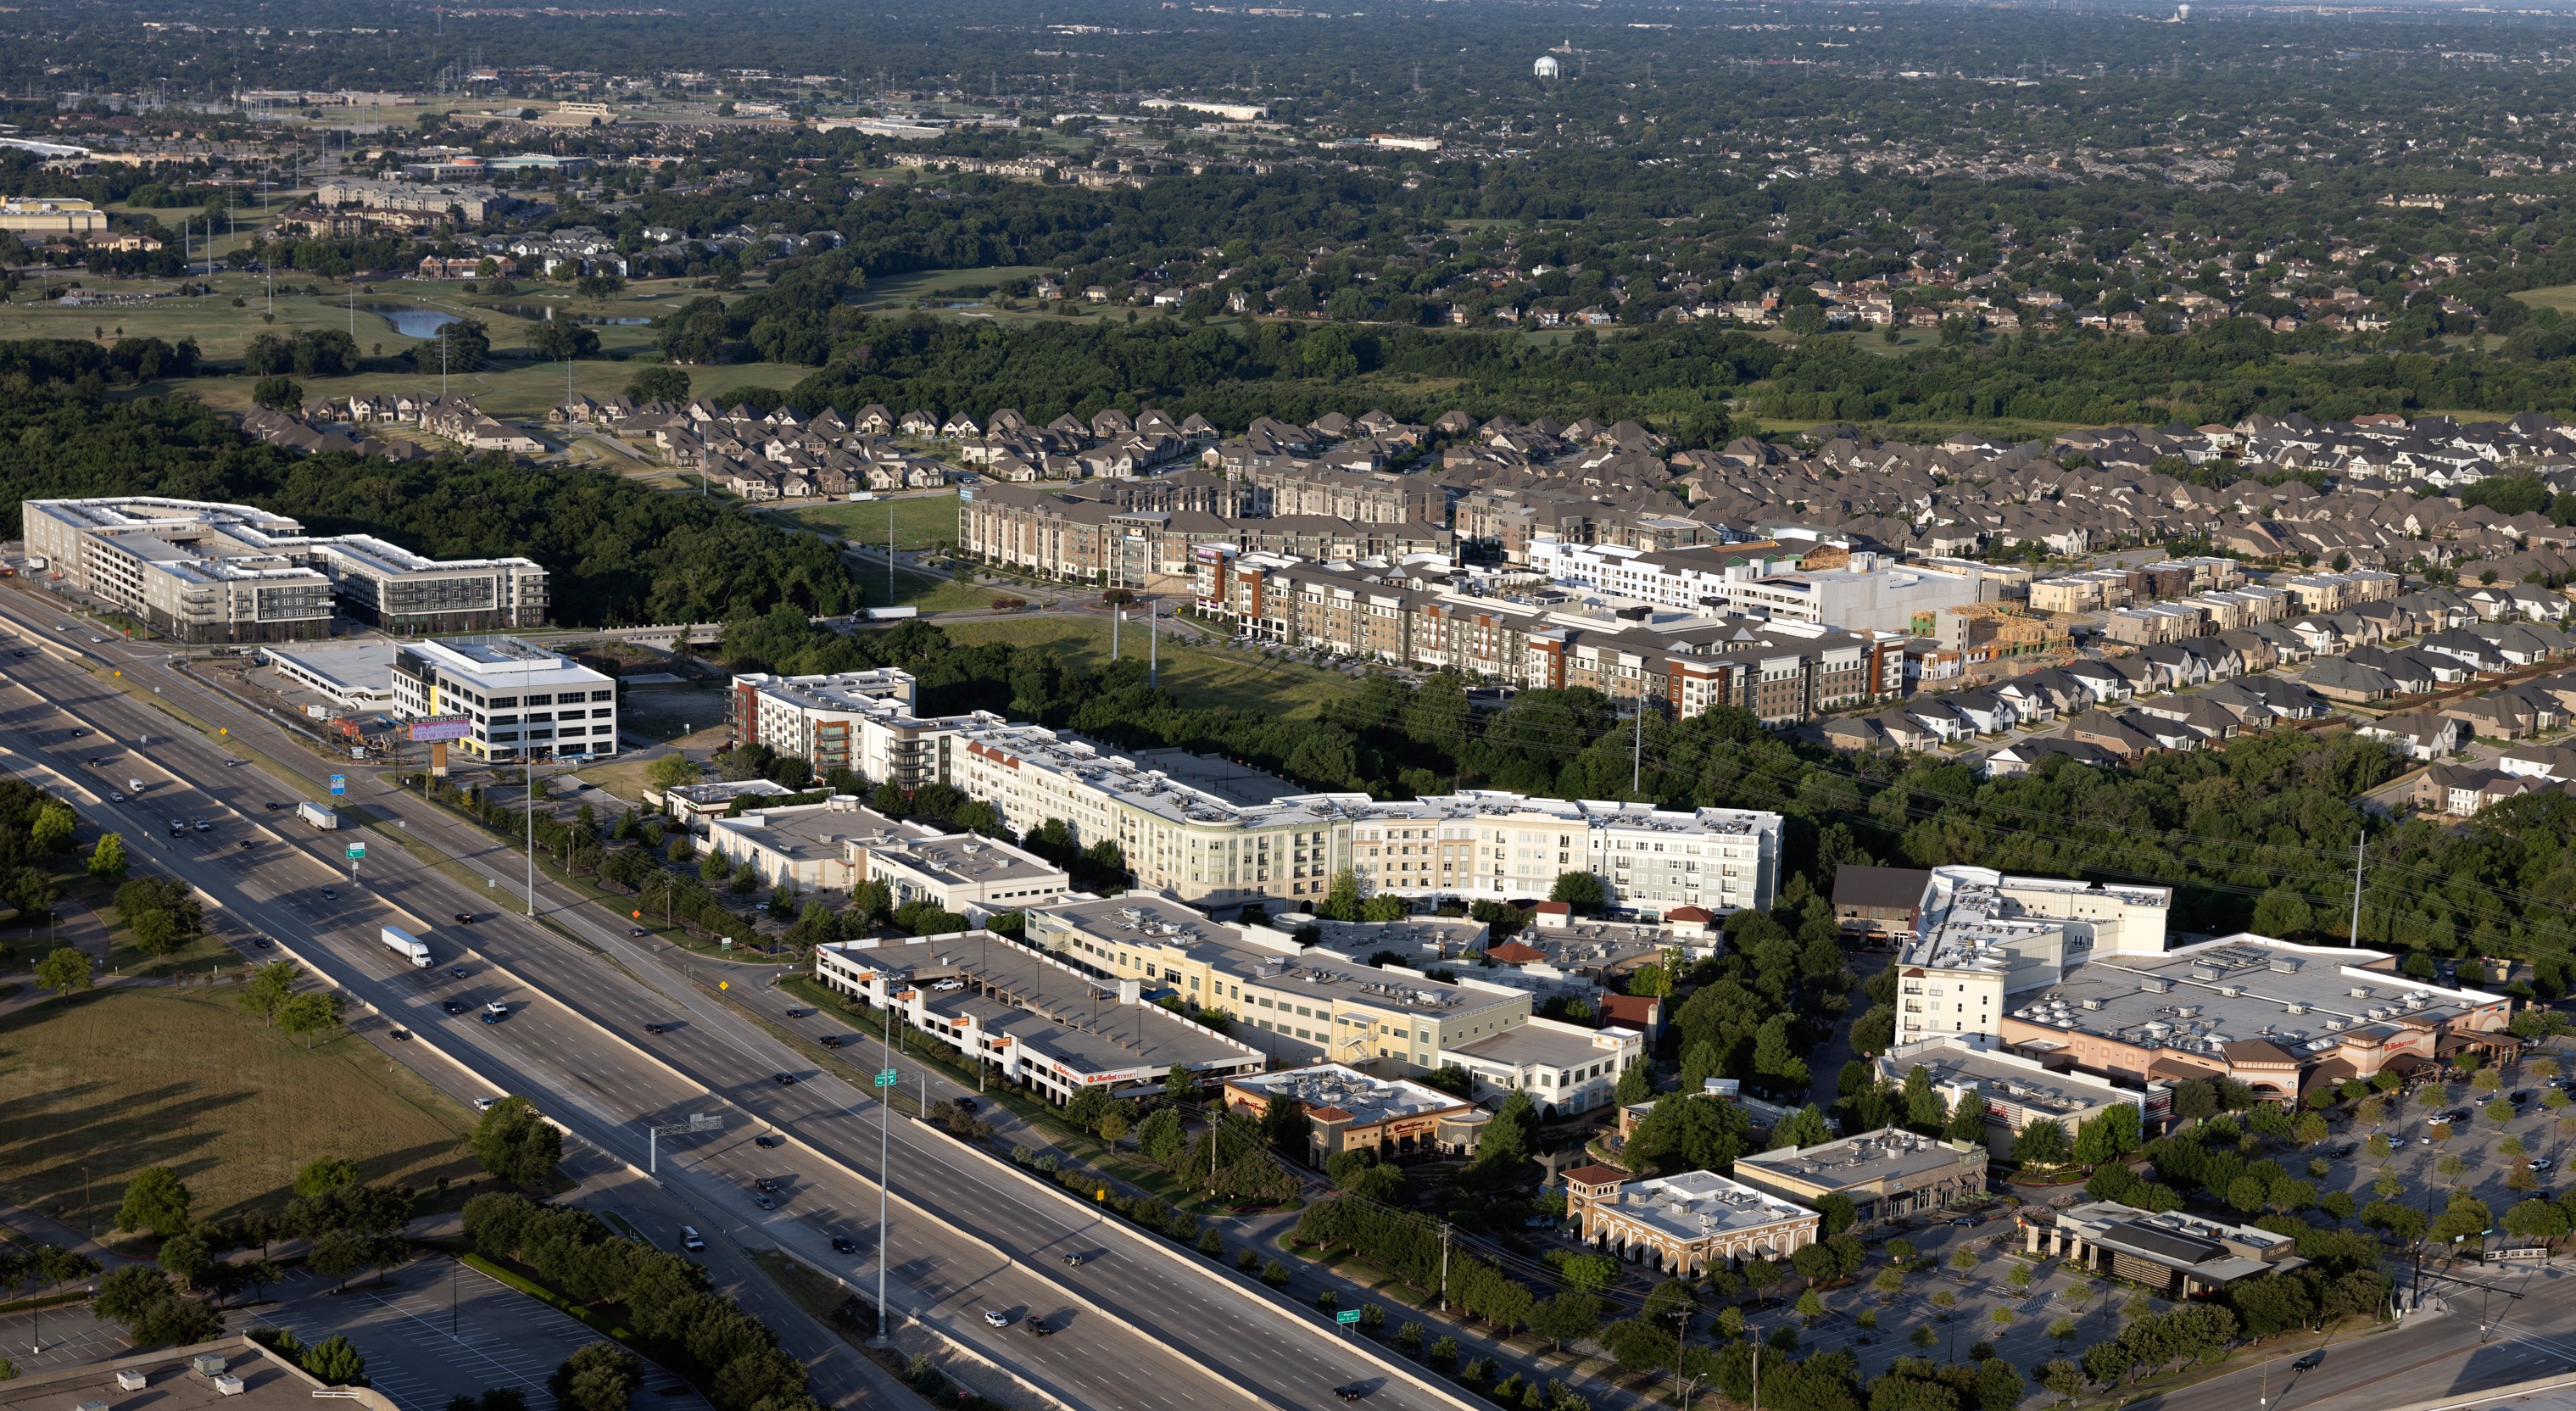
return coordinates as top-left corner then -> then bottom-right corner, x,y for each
680,1225 -> 705,1252
982,1309 -> 1011,1328
934,979 -> 965,992
471,1096 -> 499,1113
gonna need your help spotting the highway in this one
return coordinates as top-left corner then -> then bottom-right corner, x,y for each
0,590 -> 1464,1411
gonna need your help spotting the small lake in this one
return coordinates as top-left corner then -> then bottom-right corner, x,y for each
486,301 -> 650,326
359,304 -> 460,338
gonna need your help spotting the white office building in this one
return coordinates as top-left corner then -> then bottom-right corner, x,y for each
388,637 -> 619,761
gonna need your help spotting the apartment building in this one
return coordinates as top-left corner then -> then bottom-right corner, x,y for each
954,718 -> 1781,913
1194,549 -> 1905,725
1876,1035 -> 2166,1155
387,636 -> 617,761
729,668 -> 967,787
25,497 -> 545,642
960,482 -> 1450,588
1021,894 -> 1532,1073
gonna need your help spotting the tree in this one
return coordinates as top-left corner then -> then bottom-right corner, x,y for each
644,754 -> 701,791
253,376 -> 304,412
1944,1096 -> 1988,1145
277,990 -> 346,1046
34,946 -> 91,997
2013,1118 -> 2071,1168
240,960 -> 301,1023
1615,1060 -> 1653,1106
301,1335 -> 369,1386
130,908 -> 181,956
117,1168 -> 192,1236
295,1157 -> 362,1198
471,1096 -> 564,1183
308,1229 -> 369,1291
532,318 -> 603,363
550,1342 -> 640,1411
157,1232 -> 211,1291
2073,1106 -> 2141,1167
1530,1292 -> 1603,1352
87,831 -> 127,878
30,801 -> 75,853
1773,1104 -> 1835,1150
625,365 -> 690,404
1547,871 -> 1607,912
1137,1107 -> 1186,1164
2252,886 -> 2313,938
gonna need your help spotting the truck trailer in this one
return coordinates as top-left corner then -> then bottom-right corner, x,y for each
380,926 -> 431,968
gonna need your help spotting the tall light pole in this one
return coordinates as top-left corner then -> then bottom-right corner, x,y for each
873,1007 -> 895,1340
525,756 -> 540,916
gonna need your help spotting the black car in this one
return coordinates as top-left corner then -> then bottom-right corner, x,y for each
253,937 -> 272,950
2293,1352 -> 2325,1371
830,1236 -> 857,1255
2328,1143 -> 2358,1158
443,1000 -> 466,1014
454,912 -> 477,925
2512,1089 -> 2536,1105
644,1023 -> 666,1035
755,1134 -> 783,1148
773,1073 -> 799,1086
1024,1318 -> 1052,1337
1333,1386 -> 1370,1403
819,1035 -> 845,1049
755,1177 -> 779,1194
628,927 -> 647,936
951,1096 -> 979,1113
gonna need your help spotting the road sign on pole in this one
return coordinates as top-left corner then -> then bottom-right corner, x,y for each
873,1069 -> 898,1088
345,843 -> 365,860
328,773 -> 346,796
1335,1310 -> 1361,1325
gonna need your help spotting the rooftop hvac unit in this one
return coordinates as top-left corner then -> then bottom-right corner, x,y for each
2268,956 -> 2303,973
214,1378 -> 245,1397
2349,986 -> 2374,999
115,1373 -> 148,1392
2325,1018 -> 2347,1030
2140,976 -> 2175,994
192,1357 -> 228,1377
2285,1002 -> 2309,1015
2081,997 -> 2105,1011
2216,984 -> 2244,998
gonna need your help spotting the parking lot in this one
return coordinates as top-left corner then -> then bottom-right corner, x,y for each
255,1256 -> 711,1411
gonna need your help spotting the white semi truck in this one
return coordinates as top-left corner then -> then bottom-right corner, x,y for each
380,926 -> 431,968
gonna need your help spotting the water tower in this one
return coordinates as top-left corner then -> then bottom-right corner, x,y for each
1534,54 -> 1562,80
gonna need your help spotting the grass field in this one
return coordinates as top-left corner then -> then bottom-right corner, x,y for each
0,984 -> 477,1234
761,493 -> 961,552
936,615 -> 1361,718
2512,284 -> 2576,313
861,265 -> 1050,310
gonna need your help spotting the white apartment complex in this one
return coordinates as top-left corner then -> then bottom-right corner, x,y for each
1529,539 -> 1988,633
728,668 -> 970,788
388,637 -> 619,761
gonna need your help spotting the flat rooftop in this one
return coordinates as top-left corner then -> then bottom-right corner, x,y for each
0,1339 -> 393,1411
821,933 -> 1258,1076
2010,935 -> 2503,1063
1226,1062 -> 1466,1126
1881,1039 -> 2138,1118
1603,1168 -> 1815,1243
1446,1018 -> 1632,1069
406,637 -> 611,689
872,832 -> 1063,887
716,797 -> 917,862
1736,1127 -> 1982,1191
1034,895 -> 1523,1019
263,639 -> 397,696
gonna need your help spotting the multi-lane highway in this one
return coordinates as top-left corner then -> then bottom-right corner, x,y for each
0,589 -> 1464,1411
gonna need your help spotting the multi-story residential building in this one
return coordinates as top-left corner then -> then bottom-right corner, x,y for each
861,830 -> 1071,922
25,497 -> 545,642
1441,1015 -> 1642,1118
1193,551 -> 1905,726
387,636 -> 618,761
811,931 -> 1266,1103
728,669 -> 967,787
1529,538 -> 1993,634
1020,893 -> 1533,1073
960,482 -> 1450,588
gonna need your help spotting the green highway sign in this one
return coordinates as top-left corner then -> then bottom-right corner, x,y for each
345,843 -> 365,860
1335,1310 -> 1361,1325
873,1069 -> 898,1087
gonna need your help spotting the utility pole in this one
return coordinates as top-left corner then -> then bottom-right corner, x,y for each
874,1004 -> 893,1340
525,759 -> 538,917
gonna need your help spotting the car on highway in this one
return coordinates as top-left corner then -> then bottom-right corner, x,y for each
819,1035 -> 845,1049
981,1310 -> 1011,1328
110,791 -> 125,800
680,1226 -> 705,1252
390,1029 -> 411,1041
628,927 -> 647,936
471,1097 -> 499,1113
755,1135 -> 783,1148
752,1195 -> 775,1211
1024,1318 -> 1052,1337
8,650 -> 24,657
321,887 -> 337,900
193,819 -> 210,832
830,1236 -> 857,1255
443,1000 -> 466,1014
70,728 -> 85,737
1060,1253 -> 1084,1267
1332,1386 -> 1372,1402
454,912 -> 477,924
2293,1352 -> 2325,1371
644,1023 -> 666,1035
951,1096 -> 979,1113
754,1177 -> 779,1193
449,966 -> 469,978
237,840 -> 255,850
253,937 -> 271,950
773,1072 -> 799,1086
264,801 -> 286,811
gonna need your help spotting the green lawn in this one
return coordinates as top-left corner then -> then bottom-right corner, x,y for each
0,984 -> 477,1234
762,493 -> 961,552
2512,283 -> 2576,313
936,615 -> 1362,718
861,265 -> 1050,309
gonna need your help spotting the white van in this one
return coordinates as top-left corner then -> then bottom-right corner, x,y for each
679,1225 -> 705,1252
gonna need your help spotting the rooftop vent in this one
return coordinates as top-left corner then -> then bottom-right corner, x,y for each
214,1377 -> 244,1397
2140,976 -> 2175,994
2268,956 -> 2303,973
116,1373 -> 148,1392
2349,986 -> 2374,1000
2285,1002 -> 2310,1016
2079,997 -> 2105,1011
192,1357 -> 228,1377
